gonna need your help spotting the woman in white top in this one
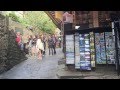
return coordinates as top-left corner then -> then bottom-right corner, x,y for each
36,35 -> 44,60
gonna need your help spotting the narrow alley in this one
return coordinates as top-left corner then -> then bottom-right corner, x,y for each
0,48 -> 63,79
0,11 -> 120,79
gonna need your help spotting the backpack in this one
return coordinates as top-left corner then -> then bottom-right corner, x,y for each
48,38 -> 54,46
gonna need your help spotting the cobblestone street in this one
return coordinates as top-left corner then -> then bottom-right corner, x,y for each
0,47 -> 120,79
0,48 -> 63,79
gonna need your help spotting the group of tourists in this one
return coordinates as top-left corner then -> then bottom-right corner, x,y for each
15,32 -> 60,60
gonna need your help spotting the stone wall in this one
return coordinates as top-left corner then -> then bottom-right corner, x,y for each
0,14 -> 27,74
9,18 -> 34,43
0,15 -> 8,73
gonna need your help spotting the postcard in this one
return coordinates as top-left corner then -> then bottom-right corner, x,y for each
85,45 -> 90,47
85,41 -> 89,44
80,48 -> 85,52
85,52 -> 90,54
79,40 -> 85,46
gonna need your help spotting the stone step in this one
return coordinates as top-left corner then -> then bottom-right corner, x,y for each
56,64 -> 119,79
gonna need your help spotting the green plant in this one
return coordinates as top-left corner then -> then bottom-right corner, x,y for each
8,12 -> 20,22
19,11 -> 56,34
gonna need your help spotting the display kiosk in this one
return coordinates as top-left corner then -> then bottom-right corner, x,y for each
64,26 -> 116,71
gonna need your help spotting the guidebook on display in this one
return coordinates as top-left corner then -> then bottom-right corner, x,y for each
66,35 -> 75,64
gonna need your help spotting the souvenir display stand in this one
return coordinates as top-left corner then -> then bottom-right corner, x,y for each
64,27 -> 116,71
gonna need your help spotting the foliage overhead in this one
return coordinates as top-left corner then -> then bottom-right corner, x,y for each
8,12 -> 20,22
19,11 -> 56,34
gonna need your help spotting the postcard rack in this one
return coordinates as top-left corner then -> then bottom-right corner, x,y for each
64,26 -> 116,71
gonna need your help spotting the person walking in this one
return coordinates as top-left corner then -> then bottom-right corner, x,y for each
31,35 -> 37,57
36,35 -> 44,60
58,37 -> 61,48
48,35 -> 54,56
20,41 -> 24,51
28,35 -> 33,56
43,34 -> 47,56
52,34 -> 57,54
24,42 -> 29,54
15,32 -> 22,48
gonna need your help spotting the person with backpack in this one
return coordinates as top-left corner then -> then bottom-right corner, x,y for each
52,34 -> 57,54
48,35 -> 54,55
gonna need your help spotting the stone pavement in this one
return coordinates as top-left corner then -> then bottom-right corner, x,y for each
1,47 -> 120,79
0,48 -> 63,79
57,62 -> 120,79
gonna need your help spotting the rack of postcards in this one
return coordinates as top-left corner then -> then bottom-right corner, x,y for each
64,27 -> 116,71
65,35 -> 75,64
94,31 -> 115,65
